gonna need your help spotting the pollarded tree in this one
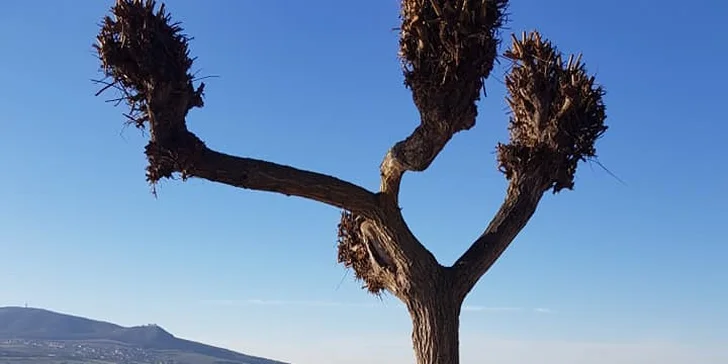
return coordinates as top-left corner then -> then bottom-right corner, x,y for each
94,1 -> 607,363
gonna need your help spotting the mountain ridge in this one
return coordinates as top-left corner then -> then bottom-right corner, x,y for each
0,306 -> 286,364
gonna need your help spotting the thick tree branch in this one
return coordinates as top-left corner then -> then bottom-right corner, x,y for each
186,141 -> 380,214
94,1 -> 380,216
379,125 -> 453,200
380,0 -> 508,202
451,179 -> 547,298
376,0 -> 510,283
452,32 -> 608,298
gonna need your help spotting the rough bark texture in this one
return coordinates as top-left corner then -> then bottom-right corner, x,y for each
453,178 -> 549,299
93,2 -> 607,364
410,300 -> 461,364
147,131 -> 381,214
407,270 -> 462,364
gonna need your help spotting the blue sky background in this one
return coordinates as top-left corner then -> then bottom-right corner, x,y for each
1,1 -> 727,363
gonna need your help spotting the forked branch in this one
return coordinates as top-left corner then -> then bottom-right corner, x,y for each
94,0 -> 379,216
341,0 -> 512,295
380,0 -> 509,202
94,1 -> 608,305
452,31 -> 608,298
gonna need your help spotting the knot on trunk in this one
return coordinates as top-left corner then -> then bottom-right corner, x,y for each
337,211 -> 397,295
399,0 -> 508,132
498,31 -> 607,193
389,124 -> 452,172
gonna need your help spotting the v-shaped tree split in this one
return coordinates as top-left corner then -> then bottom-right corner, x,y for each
93,1 -> 607,363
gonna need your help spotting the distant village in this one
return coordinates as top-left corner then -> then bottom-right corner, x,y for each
0,339 -> 172,363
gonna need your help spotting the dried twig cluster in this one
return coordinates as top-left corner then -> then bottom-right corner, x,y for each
336,212 -> 386,294
95,0 -> 204,127
95,0 -> 206,185
497,32 -> 607,192
399,0 -> 508,130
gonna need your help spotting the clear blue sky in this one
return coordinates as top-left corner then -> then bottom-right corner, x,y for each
1,1 -> 726,363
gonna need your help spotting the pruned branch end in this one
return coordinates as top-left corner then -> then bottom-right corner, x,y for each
95,0 -> 205,185
96,0 -> 204,125
380,0 -> 509,199
399,0 -> 508,131
498,31 -> 608,193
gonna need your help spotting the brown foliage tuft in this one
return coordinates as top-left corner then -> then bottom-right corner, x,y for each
95,0 -> 204,126
497,32 -> 608,192
399,0 -> 508,130
337,212 -> 385,294
95,0 -> 206,185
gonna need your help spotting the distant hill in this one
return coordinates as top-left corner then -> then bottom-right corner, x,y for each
0,306 -> 286,364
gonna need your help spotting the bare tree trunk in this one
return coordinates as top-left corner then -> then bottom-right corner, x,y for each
407,284 -> 462,364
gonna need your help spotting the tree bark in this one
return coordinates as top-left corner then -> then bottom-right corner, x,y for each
406,278 -> 462,364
